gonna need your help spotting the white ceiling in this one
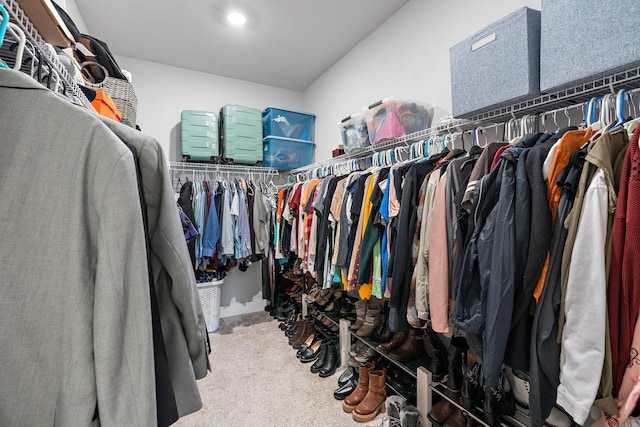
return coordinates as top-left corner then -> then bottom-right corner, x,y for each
74,0 -> 409,91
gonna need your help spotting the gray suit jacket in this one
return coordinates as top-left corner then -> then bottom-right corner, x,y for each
0,70 -> 156,426
100,117 -> 210,417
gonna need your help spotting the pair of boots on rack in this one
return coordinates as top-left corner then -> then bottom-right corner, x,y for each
434,336 -> 516,427
342,361 -> 387,423
427,336 -> 473,427
369,301 -> 393,343
288,316 -> 314,349
377,328 -> 427,362
350,299 -> 382,338
308,338 -> 339,378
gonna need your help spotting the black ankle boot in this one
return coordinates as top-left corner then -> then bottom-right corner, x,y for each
483,371 -> 515,426
423,327 -> 448,382
319,340 -> 339,378
446,336 -> 469,399
461,355 -> 481,415
310,341 -> 329,373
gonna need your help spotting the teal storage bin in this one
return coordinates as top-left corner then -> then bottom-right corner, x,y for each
263,136 -> 315,170
263,107 -> 316,141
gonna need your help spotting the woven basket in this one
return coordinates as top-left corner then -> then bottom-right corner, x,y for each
81,61 -> 138,128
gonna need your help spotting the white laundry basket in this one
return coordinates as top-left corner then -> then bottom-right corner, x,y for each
197,279 -> 223,332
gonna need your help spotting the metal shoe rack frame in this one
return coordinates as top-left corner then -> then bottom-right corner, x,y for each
1,0 -> 94,110
293,64 -> 640,426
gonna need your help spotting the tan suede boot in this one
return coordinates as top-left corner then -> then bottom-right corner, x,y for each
356,307 -> 381,337
350,300 -> 368,331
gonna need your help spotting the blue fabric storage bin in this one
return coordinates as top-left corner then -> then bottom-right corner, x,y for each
263,107 -> 316,141
540,0 -> 640,92
449,7 -> 541,117
263,136 -> 315,170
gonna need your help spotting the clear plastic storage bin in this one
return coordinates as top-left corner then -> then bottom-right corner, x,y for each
263,107 -> 316,141
263,136 -> 315,170
339,111 -> 370,153
365,98 -> 433,144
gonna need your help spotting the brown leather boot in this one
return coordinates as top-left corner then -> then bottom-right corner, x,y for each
389,328 -> 426,362
427,400 -> 456,426
287,317 -> 306,346
350,300 -> 368,331
291,319 -> 314,349
356,307 -> 380,337
352,368 -> 387,422
444,408 -> 467,427
376,331 -> 408,353
342,361 -> 375,413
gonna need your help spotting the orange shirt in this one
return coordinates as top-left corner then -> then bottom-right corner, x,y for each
533,127 -> 593,301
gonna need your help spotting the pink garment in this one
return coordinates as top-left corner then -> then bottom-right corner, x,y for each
428,173 -> 449,333
388,164 -> 403,218
372,110 -> 405,144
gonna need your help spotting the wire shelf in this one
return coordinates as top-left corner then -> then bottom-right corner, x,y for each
460,65 -> 640,122
169,161 -> 278,176
288,65 -> 640,178
1,0 -> 94,109
288,118 -> 479,175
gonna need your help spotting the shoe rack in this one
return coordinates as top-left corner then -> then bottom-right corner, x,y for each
417,368 -> 531,427
299,289 -> 534,426
320,309 -> 429,406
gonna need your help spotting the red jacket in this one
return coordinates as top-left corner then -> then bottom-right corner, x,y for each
609,126 -> 640,396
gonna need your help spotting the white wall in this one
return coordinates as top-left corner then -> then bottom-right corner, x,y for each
114,55 -> 305,163
110,55 -> 304,318
69,0 -> 544,318
303,0 -> 542,162
59,0 -> 89,33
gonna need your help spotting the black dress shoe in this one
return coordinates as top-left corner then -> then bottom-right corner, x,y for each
310,342 -> 329,374
296,334 -> 318,358
300,340 -> 324,363
319,340 -> 339,377
338,365 -> 358,387
334,378 -> 358,400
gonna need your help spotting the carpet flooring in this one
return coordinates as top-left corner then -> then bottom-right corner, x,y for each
173,311 -> 387,427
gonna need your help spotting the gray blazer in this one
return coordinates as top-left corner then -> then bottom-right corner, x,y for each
99,118 -> 210,417
0,70 -> 156,426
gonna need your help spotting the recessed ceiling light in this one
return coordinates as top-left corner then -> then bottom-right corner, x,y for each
227,11 -> 246,27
